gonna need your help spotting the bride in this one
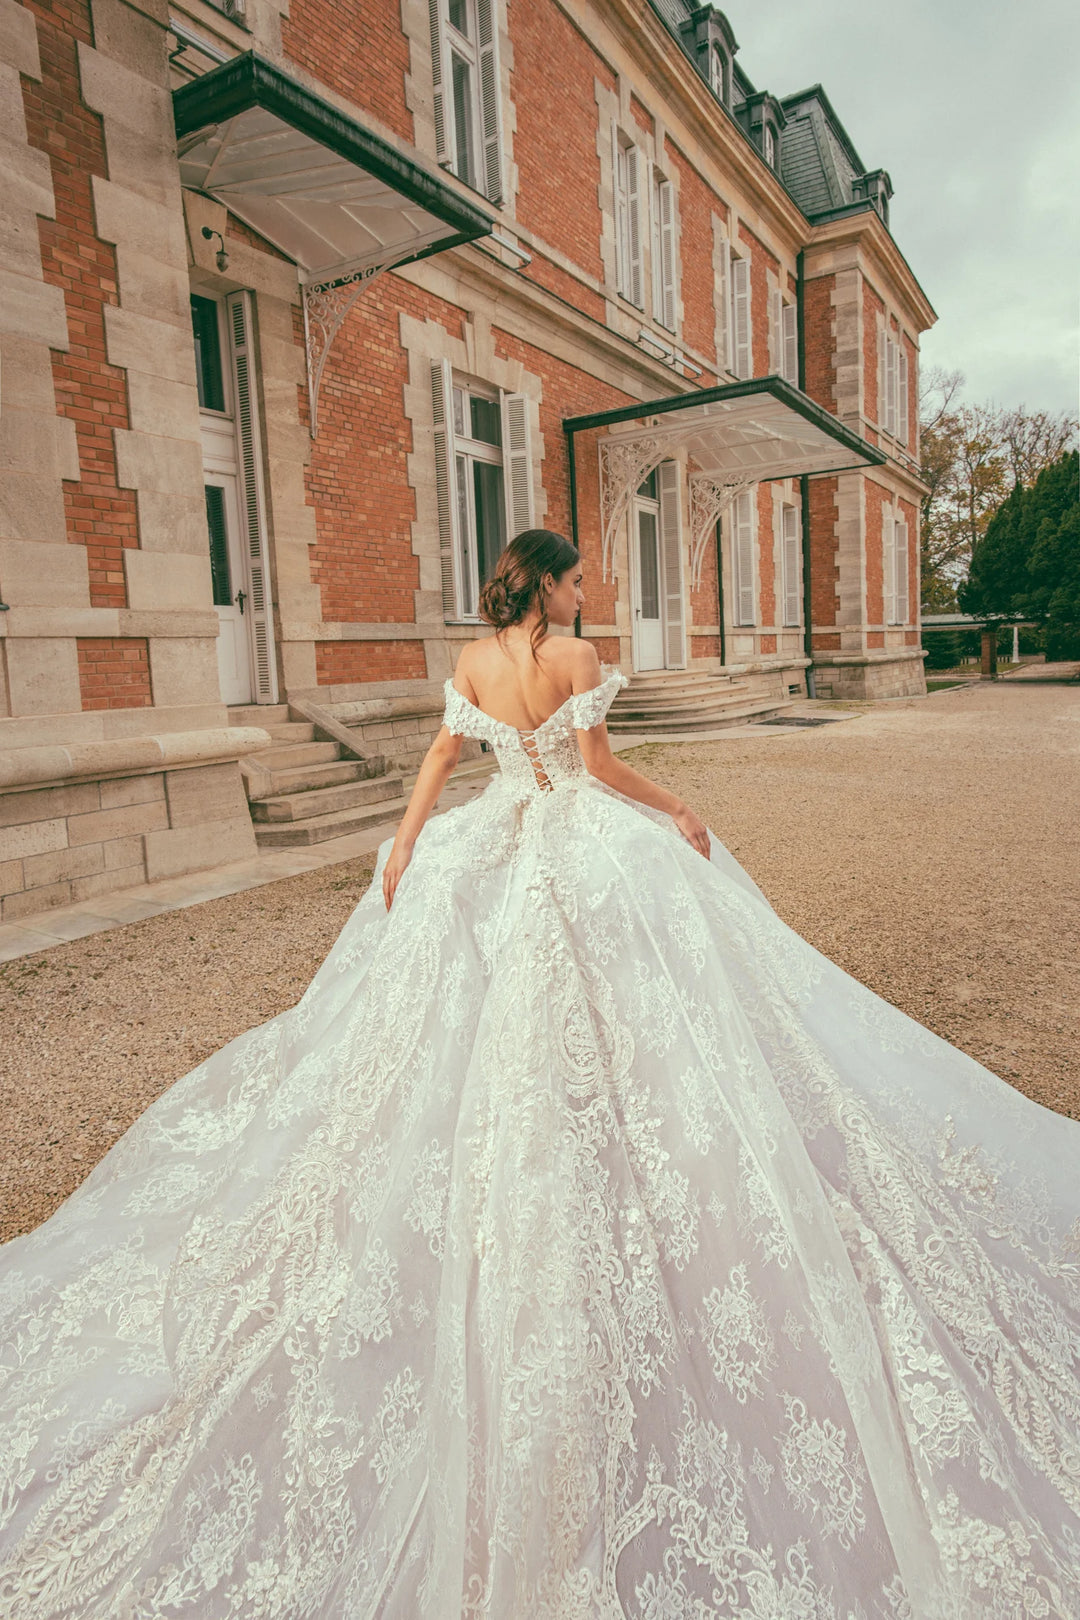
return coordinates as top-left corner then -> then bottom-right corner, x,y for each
1,528 -> 1078,1619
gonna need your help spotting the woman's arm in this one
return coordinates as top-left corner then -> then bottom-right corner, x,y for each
577,727 -> 710,856
383,726 -> 463,910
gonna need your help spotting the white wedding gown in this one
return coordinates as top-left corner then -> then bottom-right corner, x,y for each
1,664 -> 1078,1620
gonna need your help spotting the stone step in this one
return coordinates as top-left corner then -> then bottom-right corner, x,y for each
254,795 -> 412,849
612,683 -> 750,714
228,703 -> 290,727
263,758 -> 370,796
616,673 -> 737,695
260,721 -> 316,744
251,740 -> 341,770
607,698 -> 793,734
250,775 -> 405,823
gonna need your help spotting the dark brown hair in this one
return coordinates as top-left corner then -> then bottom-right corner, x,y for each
478,528 -> 580,659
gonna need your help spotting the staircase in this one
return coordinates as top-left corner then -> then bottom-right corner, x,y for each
606,671 -> 793,734
229,705 -> 496,849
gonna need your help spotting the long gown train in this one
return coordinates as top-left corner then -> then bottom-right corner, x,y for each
1,665 -> 1078,1619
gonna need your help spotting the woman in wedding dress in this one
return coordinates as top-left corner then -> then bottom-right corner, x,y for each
1,527 -> 1078,1620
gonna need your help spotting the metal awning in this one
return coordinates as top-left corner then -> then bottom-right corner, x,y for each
173,53 -> 493,434
564,376 -> 886,585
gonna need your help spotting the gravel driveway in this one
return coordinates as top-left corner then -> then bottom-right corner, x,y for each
2,678 -> 1076,1243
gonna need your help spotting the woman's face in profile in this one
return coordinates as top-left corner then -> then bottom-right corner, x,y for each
545,564 -> 585,627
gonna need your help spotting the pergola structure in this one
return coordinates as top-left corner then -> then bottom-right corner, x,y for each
174,52 -> 493,436
563,376 -> 886,588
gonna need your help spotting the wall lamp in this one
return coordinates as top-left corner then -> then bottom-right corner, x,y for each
201,226 -> 229,272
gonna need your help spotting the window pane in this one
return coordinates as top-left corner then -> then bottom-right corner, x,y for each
456,454 -> 474,616
637,510 -> 660,619
191,295 -> 225,413
448,0 -> 468,36
473,459 -> 506,587
452,386 -> 466,437
205,485 -> 232,607
469,394 -> 501,446
637,469 -> 658,499
451,53 -> 474,188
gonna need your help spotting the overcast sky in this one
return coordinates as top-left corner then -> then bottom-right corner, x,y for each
727,0 -> 1079,419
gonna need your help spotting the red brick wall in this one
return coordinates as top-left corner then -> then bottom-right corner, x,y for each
689,508 -> 720,643
587,636 -> 620,663
77,637 -> 152,709
665,139 -> 721,371
803,273 -> 837,413
315,640 -> 427,685
692,634 -> 720,660
738,223 -> 779,377
630,94 -> 653,137
20,1 -> 138,610
756,483 -> 776,628
808,475 -> 839,633
524,251 -> 606,322
304,278 -> 464,626
282,0 -> 413,141
510,0 -> 611,281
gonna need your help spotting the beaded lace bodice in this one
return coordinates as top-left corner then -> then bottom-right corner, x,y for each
441,663 -> 629,794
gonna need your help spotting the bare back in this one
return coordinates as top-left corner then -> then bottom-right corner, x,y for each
452,632 -> 600,732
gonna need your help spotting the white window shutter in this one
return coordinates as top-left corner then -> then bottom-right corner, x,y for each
885,334 -> 898,437
427,0 -> 449,166
225,290 -> 277,703
768,286 -> 781,373
715,231 -> 730,373
430,358 -> 461,620
732,255 -> 751,378
657,460 -> 686,667
782,502 -> 801,625
475,0 -> 502,204
894,517 -> 909,622
500,391 -> 534,541
658,177 -> 676,330
877,318 -> 886,427
733,489 -> 755,624
782,301 -> 798,385
614,127 -> 628,296
882,511 -> 896,624
898,345 -> 909,445
626,144 -> 643,307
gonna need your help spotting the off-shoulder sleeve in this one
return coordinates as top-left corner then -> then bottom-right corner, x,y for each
442,677 -> 487,741
569,665 -> 629,731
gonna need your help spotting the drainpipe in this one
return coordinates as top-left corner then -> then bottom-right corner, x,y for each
566,426 -> 582,638
715,514 -> 726,668
796,247 -> 816,698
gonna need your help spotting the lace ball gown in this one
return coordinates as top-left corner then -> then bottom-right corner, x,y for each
1,664 -> 1078,1620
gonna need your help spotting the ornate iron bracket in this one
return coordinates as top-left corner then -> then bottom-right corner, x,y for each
688,471 -> 759,590
302,259 -> 406,439
597,433 -> 671,584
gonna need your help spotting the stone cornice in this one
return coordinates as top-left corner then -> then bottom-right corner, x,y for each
805,210 -> 937,333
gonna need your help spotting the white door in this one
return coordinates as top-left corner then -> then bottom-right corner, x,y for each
204,472 -> 252,705
632,501 -> 665,669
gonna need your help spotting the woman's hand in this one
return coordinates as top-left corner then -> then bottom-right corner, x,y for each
671,802 -> 711,859
382,836 -> 415,911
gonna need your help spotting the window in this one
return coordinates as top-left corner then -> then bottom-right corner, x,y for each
763,123 -> 776,168
651,171 -> 677,331
614,131 -> 644,307
768,288 -> 798,384
878,323 -> 909,444
430,360 -> 534,621
709,44 -> 729,105
430,0 -> 502,203
731,489 -> 756,625
191,294 -> 226,412
884,508 -> 910,624
779,501 -> 801,625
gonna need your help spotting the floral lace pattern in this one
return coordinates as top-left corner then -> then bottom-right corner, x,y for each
1,669 -> 1078,1617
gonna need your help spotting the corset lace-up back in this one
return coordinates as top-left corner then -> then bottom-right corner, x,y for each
441,664 -> 629,796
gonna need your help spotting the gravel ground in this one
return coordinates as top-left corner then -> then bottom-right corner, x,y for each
2,679 -> 1076,1243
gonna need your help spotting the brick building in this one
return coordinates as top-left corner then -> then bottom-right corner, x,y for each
0,0 -> 935,919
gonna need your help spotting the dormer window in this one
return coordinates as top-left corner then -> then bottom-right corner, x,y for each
709,43 -> 730,105
737,90 -> 785,174
853,169 -> 893,227
763,123 -> 776,168
681,6 -> 739,108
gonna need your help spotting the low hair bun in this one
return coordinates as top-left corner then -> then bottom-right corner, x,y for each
477,529 -> 580,659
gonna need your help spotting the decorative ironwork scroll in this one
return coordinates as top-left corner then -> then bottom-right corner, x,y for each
597,434 -> 670,583
303,258 -> 407,439
687,471 -> 759,590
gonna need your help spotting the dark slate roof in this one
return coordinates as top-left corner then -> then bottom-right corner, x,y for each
645,1 -> 878,221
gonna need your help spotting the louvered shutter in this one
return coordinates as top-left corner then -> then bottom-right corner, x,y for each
782,301 -> 798,384
653,176 -> 676,330
430,358 -> 461,620
476,0 -> 502,204
658,460 -> 686,667
782,502 -> 801,625
894,517 -> 909,622
428,0 -> 449,166
885,335 -> 898,437
500,392 -> 534,541
626,144 -> 643,307
732,255 -> 751,378
225,290 -> 277,703
883,511 -> 896,624
613,127 -> 627,295
716,231 -> 730,372
877,318 -> 886,427
733,489 -> 755,624
898,346 -> 909,445
768,286 -> 782,374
